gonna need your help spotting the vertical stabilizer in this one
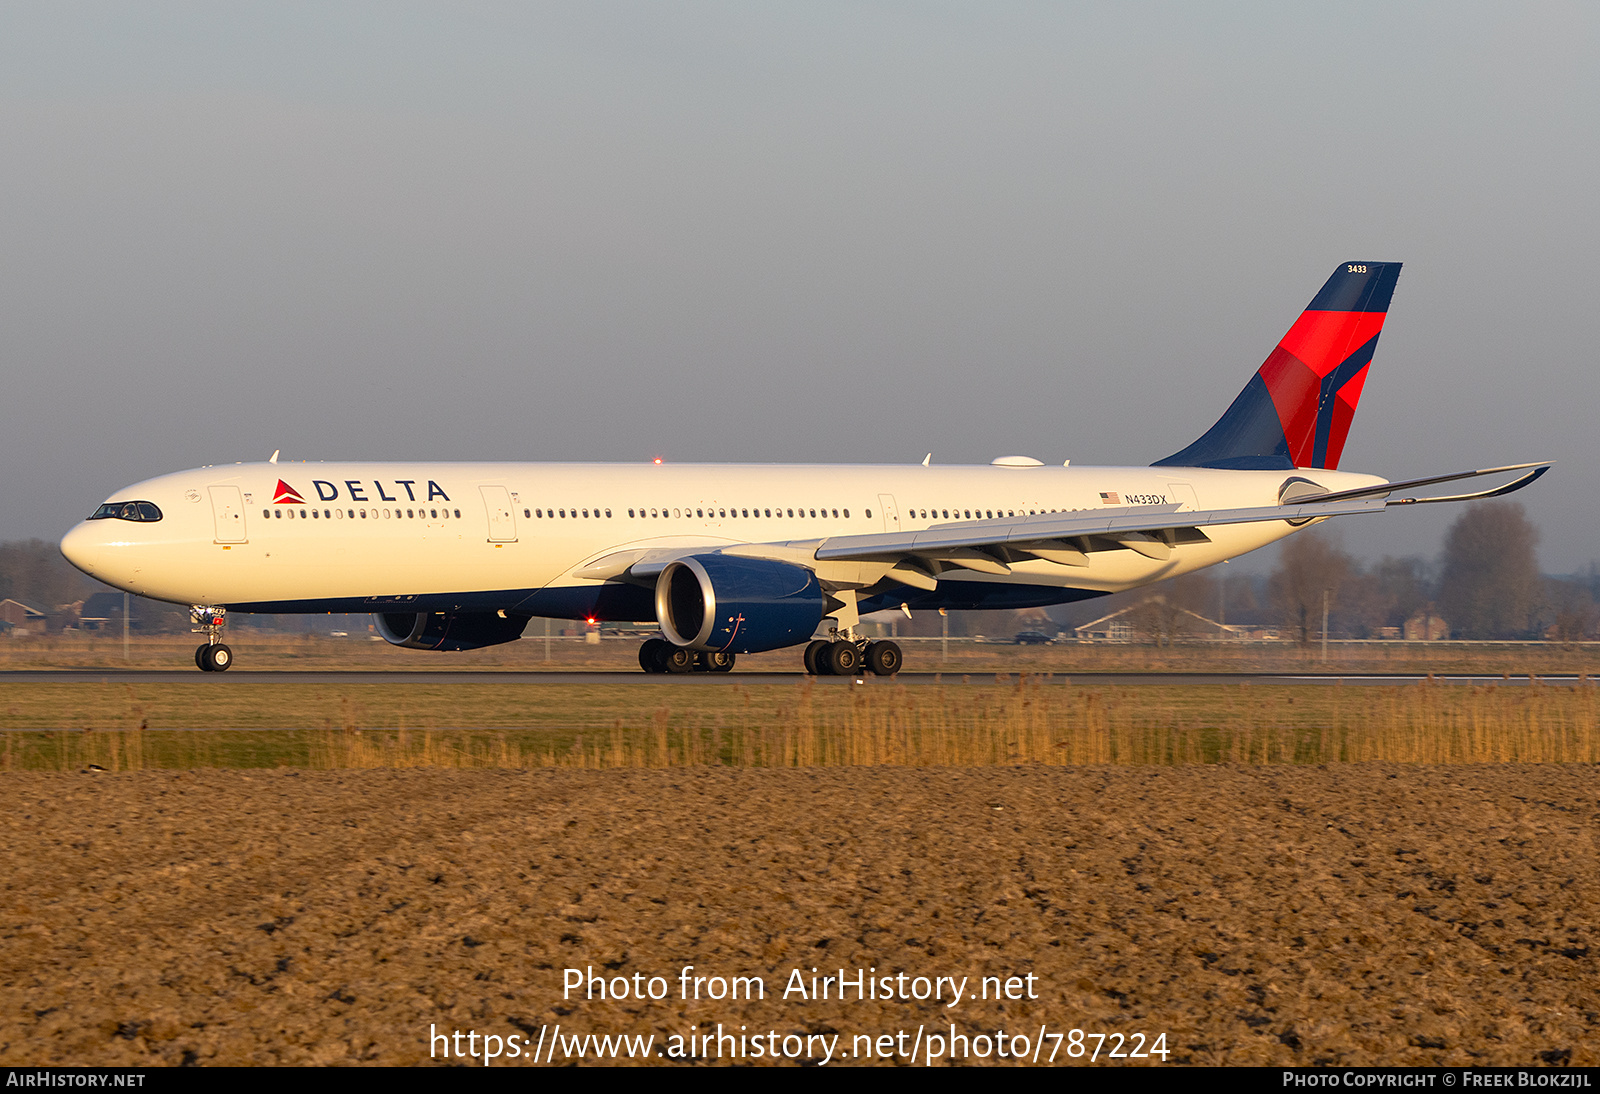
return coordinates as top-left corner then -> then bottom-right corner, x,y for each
1154,262 -> 1401,470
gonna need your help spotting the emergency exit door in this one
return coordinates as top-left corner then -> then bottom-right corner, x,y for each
878,494 -> 901,532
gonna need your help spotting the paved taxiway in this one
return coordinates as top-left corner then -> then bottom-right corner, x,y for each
0,670 -> 1588,686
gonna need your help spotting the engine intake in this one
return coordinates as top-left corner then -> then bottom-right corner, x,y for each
655,555 -> 825,654
374,611 -> 529,651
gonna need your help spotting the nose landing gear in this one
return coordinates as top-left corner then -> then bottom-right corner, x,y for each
191,606 -> 233,672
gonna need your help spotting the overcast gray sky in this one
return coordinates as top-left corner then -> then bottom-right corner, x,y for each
3,2 -> 1595,571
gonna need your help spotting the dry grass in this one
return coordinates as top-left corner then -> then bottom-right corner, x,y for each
3,677 -> 1598,771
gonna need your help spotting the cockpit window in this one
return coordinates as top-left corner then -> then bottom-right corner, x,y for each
89,501 -> 163,522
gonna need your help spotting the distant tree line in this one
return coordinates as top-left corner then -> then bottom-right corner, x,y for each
0,539 -> 95,614
0,539 -> 188,633
1057,500 -> 1587,644
1267,501 -> 1577,642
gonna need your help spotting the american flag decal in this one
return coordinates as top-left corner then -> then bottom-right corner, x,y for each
1099,491 -> 1120,505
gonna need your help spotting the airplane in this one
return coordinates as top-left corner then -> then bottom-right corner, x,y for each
58,261 -> 1547,673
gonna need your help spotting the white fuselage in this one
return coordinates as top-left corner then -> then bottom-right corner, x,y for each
59,460 -> 1385,615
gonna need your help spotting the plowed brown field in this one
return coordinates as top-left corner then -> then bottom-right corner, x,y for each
2,765 -> 1596,1066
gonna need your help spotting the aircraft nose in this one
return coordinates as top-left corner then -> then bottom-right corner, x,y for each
59,521 -> 108,578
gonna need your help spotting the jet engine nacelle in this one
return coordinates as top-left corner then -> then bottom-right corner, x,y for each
374,611 -> 529,651
655,554 -> 825,654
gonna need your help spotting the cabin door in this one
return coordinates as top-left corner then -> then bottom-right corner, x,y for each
209,485 -> 247,543
480,485 -> 518,542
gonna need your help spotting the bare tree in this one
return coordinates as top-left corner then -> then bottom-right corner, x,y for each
1269,530 -> 1352,646
1544,576 -> 1594,644
1336,569 -> 1389,638
1436,501 -> 1541,639
1373,556 -> 1433,630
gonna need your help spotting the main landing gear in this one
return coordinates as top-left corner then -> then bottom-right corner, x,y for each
804,636 -> 902,677
192,606 -> 233,672
636,635 -> 902,676
638,637 -> 735,674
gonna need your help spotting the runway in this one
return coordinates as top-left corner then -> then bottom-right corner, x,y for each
0,669 -> 1588,686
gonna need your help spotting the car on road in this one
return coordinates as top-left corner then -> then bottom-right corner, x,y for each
1013,631 -> 1055,645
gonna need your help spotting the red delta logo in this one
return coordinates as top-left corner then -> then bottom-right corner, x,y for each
273,480 -> 306,504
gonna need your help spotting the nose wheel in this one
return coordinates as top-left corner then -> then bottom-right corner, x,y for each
191,606 -> 232,672
196,643 -> 234,672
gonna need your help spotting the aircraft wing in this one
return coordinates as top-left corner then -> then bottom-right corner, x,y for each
813,461 -> 1550,579
812,498 -> 1386,567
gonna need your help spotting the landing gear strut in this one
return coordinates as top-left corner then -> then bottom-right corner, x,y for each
805,634 -> 901,676
192,606 -> 232,672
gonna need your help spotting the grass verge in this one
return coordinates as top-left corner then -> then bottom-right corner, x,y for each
2,677 -> 1598,770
